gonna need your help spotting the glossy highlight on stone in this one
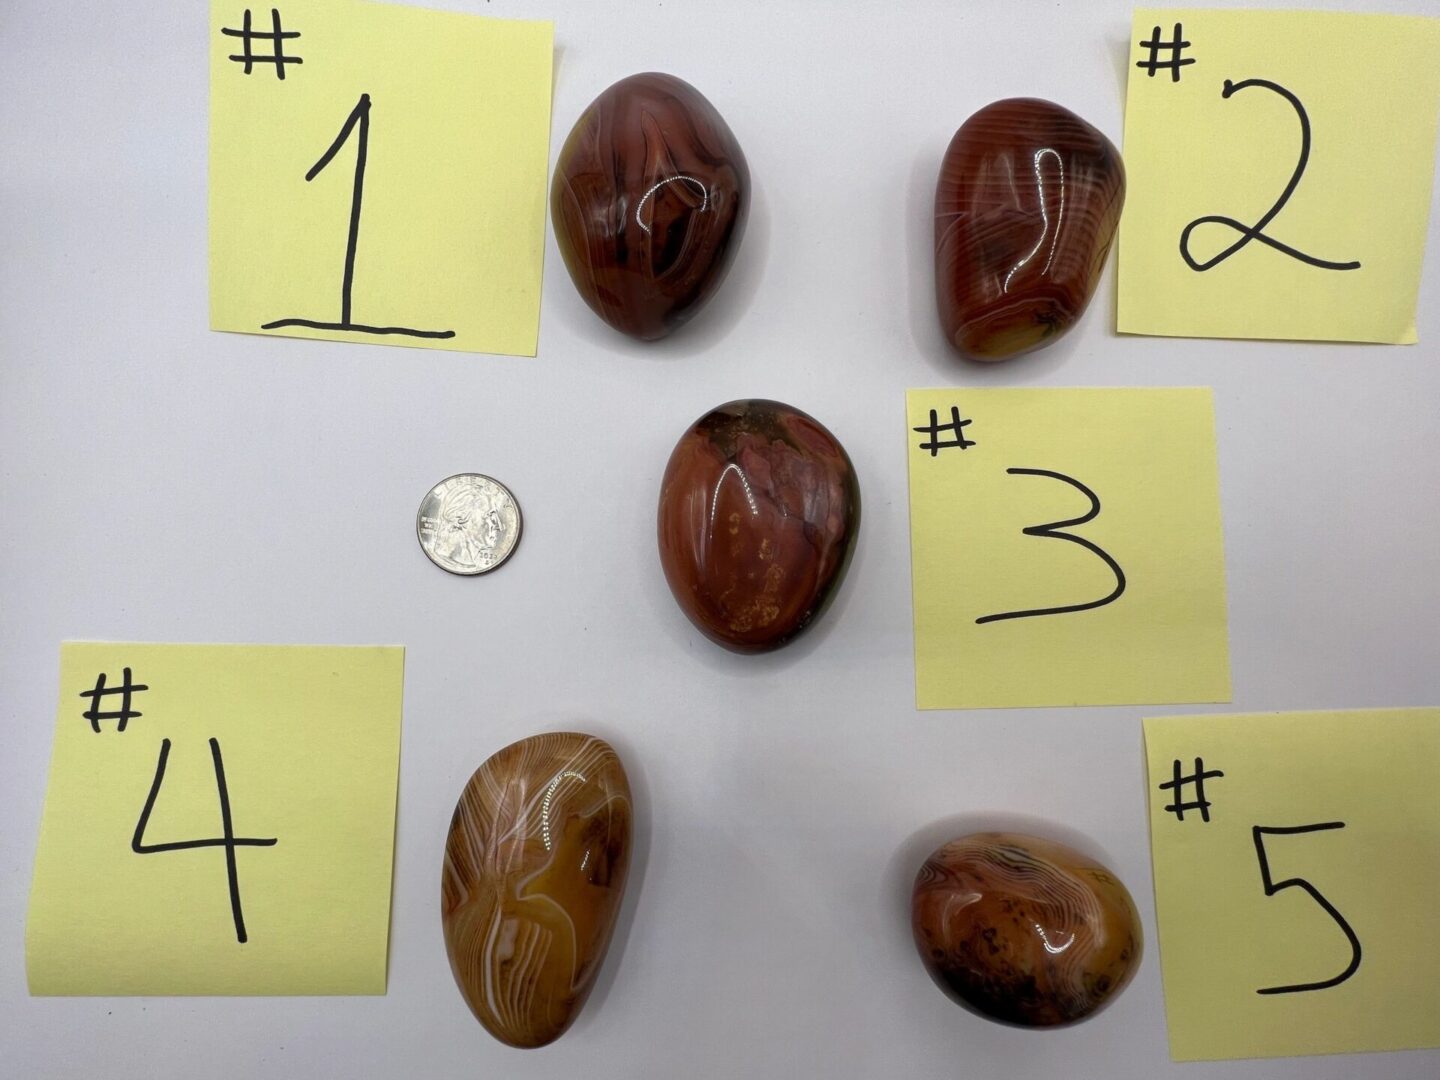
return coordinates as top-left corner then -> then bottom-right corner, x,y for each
911,832 -> 1142,1027
657,399 -> 859,653
935,98 -> 1125,361
442,733 -> 632,1048
551,72 -> 750,341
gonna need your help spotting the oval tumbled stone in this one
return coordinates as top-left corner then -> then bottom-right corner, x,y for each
442,733 -> 632,1048
551,72 -> 750,341
911,832 -> 1142,1027
935,98 -> 1125,361
657,399 -> 860,653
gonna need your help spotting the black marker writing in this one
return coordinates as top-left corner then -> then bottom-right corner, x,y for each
262,94 -> 455,340
1136,23 -> 1195,82
914,407 -> 976,455
132,738 -> 278,944
1180,78 -> 1360,273
222,8 -> 302,80
1252,823 -> 1361,994
976,468 -> 1126,624
80,669 -> 148,734
1159,756 -> 1224,822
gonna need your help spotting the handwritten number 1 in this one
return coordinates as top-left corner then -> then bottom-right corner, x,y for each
1252,823 -> 1361,994
976,468 -> 1126,624
260,94 -> 455,340
306,91 -> 371,328
132,738 -> 278,944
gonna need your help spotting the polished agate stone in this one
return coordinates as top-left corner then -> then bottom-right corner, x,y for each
911,832 -> 1141,1027
657,399 -> 859,653
551,72 -> 749,341
442,733 -> 632,1048
935,98 -> 1125,361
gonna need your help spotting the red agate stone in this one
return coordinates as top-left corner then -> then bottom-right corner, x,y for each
935,98 -> 1125,361
657,400 -> 860,652
551,72 -> 750,341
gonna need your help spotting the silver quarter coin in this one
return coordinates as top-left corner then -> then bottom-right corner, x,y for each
416,473 -> 523,576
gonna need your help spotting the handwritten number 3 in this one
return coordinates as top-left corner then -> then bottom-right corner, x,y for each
1252,823 -> 1362,994
976,468 -> 1126,625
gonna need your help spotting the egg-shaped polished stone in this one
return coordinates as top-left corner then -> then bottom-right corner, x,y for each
442,733 -> 632,1048
911,832 -> 1142,1027
935,98 -> 1125,362
551,72 -> 750,341
657,399 -> 860,653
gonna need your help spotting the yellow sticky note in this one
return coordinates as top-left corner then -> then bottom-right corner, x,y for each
1118,10 -> 1440,344
906,388 -> 1229,709
209,0 -> 553,355
1144,709 -> 1440,1060
26,643 -> 404,995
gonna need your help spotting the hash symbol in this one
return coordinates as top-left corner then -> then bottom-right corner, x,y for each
1136,23 -> 1195,82
914,407 -> 976,456
79,668 -> 148,734
222,8 -> 302,80
1159,756 -> 1224,822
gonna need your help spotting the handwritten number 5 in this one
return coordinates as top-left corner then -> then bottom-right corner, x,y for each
1252,823 -> 1361,994
976,468 -> 1126,625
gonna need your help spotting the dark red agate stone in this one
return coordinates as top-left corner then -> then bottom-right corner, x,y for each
551,72 -> 750,341
657,400 -> 860,653
935,98 -> 1125,362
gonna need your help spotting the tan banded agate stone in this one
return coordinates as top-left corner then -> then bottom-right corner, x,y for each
442,733 -> 632,1048
911,832 -> 1141,1027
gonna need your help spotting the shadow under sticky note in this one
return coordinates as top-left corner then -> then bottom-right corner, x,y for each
209,0 -> 554,355
906,388 -> 1230,709
26,643 -> 404,996
1118,10 -> 1440,344
1143,709 -> 1440,1060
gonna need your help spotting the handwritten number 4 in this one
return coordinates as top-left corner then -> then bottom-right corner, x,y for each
132,738 -> 278,944
1252,823 -> 1361,994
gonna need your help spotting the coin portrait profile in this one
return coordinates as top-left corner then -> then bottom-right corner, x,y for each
435,483 -> 502,565
416,474 -> 523,576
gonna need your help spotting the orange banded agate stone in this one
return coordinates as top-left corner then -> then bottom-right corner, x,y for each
911,832 -> 1142,1027
934,98 -> 1125,361
442,733 -> 632,1048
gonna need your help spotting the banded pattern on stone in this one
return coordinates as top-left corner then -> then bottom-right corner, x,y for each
935,98 -> 1125,361
552,72 -> 749,341
442,733 -> 632,1048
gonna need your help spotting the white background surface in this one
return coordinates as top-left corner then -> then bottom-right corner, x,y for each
3,1 -> 1438,1077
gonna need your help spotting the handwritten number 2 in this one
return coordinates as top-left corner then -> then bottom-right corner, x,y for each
132,738 -> 278,943
1180,78 -> 1360,274
1252,823 -> 1361,994
976,468 -> 1126,625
